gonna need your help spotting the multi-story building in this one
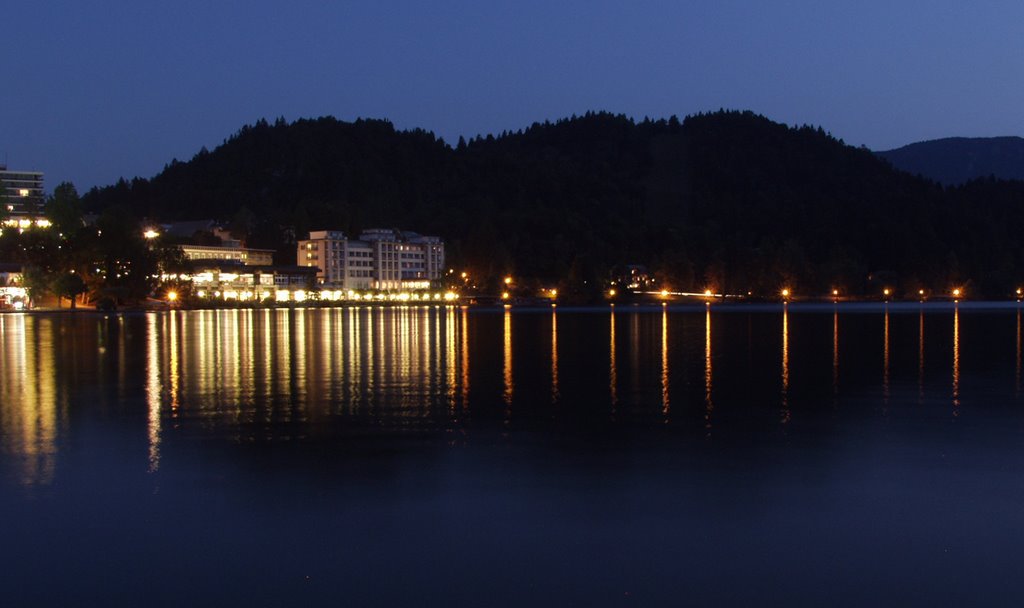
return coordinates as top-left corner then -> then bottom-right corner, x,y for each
298,228 -> 445,291
0,166 -> 45,217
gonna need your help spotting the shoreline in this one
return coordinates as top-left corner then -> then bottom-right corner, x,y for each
5,299 -> 1023,315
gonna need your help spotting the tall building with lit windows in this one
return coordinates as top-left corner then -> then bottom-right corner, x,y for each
0,166 -> 45,217
298,228 -> 445,291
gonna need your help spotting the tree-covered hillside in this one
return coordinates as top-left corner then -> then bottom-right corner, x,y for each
877,136 -> 1024,185
81,111 -> 1024,297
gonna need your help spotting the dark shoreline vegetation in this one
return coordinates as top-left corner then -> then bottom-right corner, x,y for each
5,110 -> 1024,305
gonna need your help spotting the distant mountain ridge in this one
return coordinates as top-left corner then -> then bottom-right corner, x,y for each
877,136 -> 1024,185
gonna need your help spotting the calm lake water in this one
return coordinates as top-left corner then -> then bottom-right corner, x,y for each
3,304 -> 1024,605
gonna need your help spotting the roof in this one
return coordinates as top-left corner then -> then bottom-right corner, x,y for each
162,219 -> 218,238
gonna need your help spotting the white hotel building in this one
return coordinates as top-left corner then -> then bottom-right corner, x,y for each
298,228 -> 445,291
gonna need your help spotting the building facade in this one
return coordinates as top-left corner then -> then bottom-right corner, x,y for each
190,262 -> 317,302
0,167 -> 45,217
179,243 -> 274,266
298,228 -> 445,291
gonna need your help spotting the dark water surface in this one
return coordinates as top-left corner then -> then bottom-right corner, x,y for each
3,304 -> 1024,605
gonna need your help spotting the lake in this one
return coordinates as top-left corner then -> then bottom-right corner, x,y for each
2,303 -> 1024,605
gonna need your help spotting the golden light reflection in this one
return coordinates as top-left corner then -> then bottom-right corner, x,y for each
953,305 -> 960,413
168,311 -> 181,415
503,307 -> 513,407
609,309 -> 618,407
883,307 -> 890,404
445,307 -> 458,410
0,315 -> 60,486
832,310 -> 839,396
918,309 -> 925,403
781,307 -> 790,424
704,308 -> 713,432
661,308 -> 669,419
145,314 -> 161,472
551,308 -> 559,403
461,307 -> 470,407
1017,308 -> 1022,398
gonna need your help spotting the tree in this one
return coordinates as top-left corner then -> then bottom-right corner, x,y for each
52,272 -> 86,308
45,182 -> 84,236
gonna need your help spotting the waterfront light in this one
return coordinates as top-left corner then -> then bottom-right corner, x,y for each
660,289 -> 669,297
883,288 -> 891,297
953,288 -> 962,299
608,289 -> 617,297
1017,287 -> 1022,297
143,229 -> 160,239
502,291 -> 510,300
781,288 -> 790,299
704,289 -> 713,297
832,289 -> 839,296
504,276 -> 513,285
166,291 -> 178,302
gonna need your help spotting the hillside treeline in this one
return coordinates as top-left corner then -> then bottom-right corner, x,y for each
82,111 -> 1024,297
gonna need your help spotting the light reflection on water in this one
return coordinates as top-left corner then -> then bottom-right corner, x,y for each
5,304 -> 1024,605
0,315 -> 62,486
2,304 -> 1024,485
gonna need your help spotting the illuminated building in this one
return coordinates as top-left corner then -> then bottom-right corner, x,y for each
0,165 -> 44,217
298,228 -> 445,291
610,264 -> 654,291
189,262 -> 317,301
0,263 -> 27,309
178,243 -> 274,266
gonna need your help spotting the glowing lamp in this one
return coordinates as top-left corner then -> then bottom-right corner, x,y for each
952,288 -> 962,298
781,288 -> 790,298
166,291 -> 178,302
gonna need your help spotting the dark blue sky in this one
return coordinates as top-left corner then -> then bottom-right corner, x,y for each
4,0 -> 1022,190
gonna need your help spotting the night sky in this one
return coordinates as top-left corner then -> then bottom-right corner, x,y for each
3,0 -> 1022,190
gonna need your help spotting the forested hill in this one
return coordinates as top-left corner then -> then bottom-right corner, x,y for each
877,136 -> 1024,185
82,111 -> 1024,297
